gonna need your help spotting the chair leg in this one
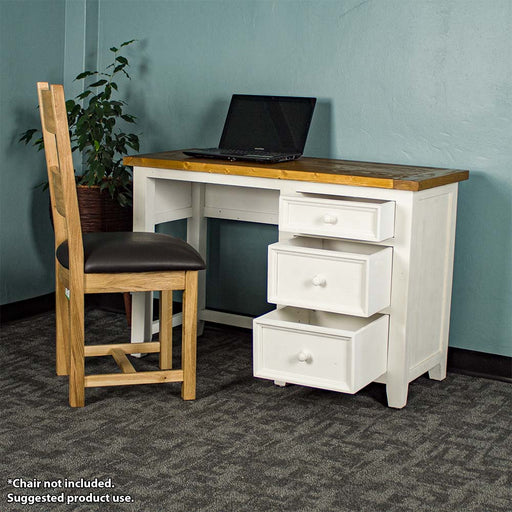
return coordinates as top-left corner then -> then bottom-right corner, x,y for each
181,271 -> 198,400
55,267 -> 70,376
123,292 -> 132,326
159,290 -> 173,370
68,289 -> 85,407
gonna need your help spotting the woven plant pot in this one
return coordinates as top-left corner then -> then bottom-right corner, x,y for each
76,185 -> 132,233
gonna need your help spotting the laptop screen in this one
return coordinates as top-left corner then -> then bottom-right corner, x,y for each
219,95 -> 316,154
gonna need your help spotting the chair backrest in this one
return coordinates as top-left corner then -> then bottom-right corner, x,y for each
37,82 -> 84,280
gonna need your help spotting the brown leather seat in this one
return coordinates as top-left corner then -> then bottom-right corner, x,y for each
57,232 -> 206,273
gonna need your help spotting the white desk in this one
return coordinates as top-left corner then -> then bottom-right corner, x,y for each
124,151 -> 469,408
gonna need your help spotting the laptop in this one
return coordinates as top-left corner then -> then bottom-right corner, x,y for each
183,94 -> 316,164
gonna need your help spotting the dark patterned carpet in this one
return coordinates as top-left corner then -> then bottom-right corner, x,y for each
1,308 -> 511,512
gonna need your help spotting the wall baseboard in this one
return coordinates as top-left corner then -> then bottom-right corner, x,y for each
1,295 -> 510,383
447,347 -> 511,383
0,293 -> 55,324
0,293 -> 130,324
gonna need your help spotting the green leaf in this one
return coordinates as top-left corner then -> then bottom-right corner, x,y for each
128,138 -> 140,151
75,71 -> 97,80
19,129 -> 38,144
109,46 -> 119,52
89,79 -> 108,88
120,39 -> 135,47
116,56 -> 128,65
77,90 -> 93,100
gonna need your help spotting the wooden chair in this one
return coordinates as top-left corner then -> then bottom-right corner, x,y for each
37,82 -> 206,407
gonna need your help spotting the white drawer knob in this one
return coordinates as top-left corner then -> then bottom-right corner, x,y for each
297,351 -> 312,363
322,214 -> 338,225
312,274 -> 327,287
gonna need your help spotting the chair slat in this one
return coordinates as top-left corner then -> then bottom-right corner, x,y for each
84,341 -> 160,357
110,349 -> 136,374
84,271 -> 186,294
37,83 -> 67,248
50,166 -> 66,217
40,89 -> 57,133
84,370 -> 184,388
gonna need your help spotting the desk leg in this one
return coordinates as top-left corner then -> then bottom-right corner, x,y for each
386,374 -> 409,409
131,292 -> 153,343
187,183 -> 207,336
131,171 -> 156,343
385,315 -> 409,408
428,363 -> 447,381
384,197 -> 412,409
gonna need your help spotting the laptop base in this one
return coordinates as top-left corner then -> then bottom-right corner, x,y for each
183,149 -> 301,164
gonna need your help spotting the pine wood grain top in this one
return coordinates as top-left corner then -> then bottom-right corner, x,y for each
124,150 -> 469,191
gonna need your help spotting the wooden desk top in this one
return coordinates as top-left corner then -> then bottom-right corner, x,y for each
124,150 -> 469,191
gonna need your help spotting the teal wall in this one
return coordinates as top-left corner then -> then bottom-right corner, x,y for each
0,0 -> 66,304
1,0 -> 510,357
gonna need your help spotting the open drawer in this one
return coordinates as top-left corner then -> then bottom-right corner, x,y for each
279,195 -> 395,241
268,237 -> 392,317
253,307 -> 389,394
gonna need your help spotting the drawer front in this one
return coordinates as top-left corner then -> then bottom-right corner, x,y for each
253,308 -> 389,394
279,195 -> 395,241
268,241 -> 392,317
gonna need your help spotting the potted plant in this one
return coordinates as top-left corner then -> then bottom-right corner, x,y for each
20,40 -> 140,232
